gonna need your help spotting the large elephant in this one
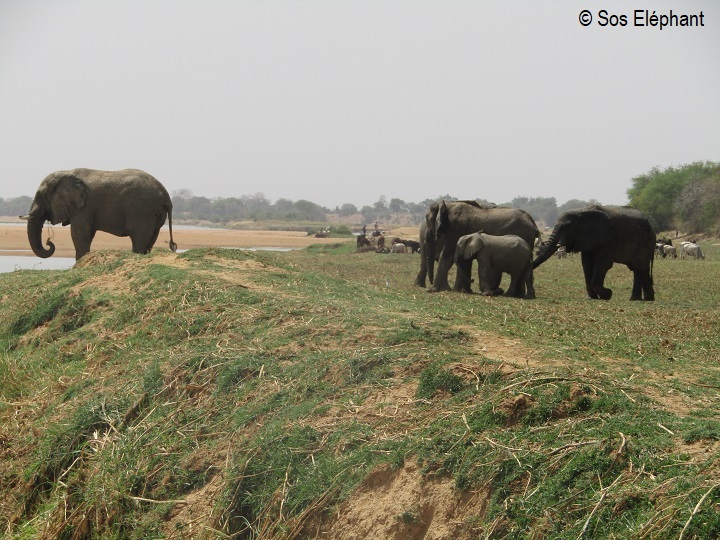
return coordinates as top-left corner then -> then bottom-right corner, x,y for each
533,204 -> 655,301
414,220 -> 444,287
420,200 -> 540,293
455,232 -> 535,298
23,168 -> 178,260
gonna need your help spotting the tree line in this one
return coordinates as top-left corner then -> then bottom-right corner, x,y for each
2,161 -> 717,233
627,161 -> 720,234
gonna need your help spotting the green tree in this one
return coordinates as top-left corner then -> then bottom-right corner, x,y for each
674,163 -> 720,233
628,162 -> 719,232
339,203 -> 358,217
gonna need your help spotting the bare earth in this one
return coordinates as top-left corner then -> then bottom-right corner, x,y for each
0,218 -> 347,258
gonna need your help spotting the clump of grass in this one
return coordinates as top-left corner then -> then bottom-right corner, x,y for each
415,362 -> 464,399
2,244 -> 720,538
683,419 -> 720,443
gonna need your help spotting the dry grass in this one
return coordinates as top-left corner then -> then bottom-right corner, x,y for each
1,240 -> 719,539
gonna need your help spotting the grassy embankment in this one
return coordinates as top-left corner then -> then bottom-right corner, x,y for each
1,241 -> 719,539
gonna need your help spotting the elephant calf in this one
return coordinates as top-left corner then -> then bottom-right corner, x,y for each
455,232 -> 535,299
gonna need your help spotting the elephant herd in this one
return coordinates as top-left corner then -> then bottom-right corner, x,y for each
22,169 -> 664,302
415,200 -> 657,301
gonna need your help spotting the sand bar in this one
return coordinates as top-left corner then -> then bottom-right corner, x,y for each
0,220 -> 346,259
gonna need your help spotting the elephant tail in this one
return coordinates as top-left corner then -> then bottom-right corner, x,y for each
168,209 -> 178,252
650,254 -> 654,286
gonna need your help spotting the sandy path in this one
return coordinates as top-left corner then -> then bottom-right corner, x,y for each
0,221 -> 345,258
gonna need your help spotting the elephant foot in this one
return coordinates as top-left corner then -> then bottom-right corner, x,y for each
587,288 -> 612,300
427,286 -> 450,293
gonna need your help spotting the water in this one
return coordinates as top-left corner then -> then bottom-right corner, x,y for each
0,247 -> 298,274
0,223 -> 301,273
0,254 -> 76,273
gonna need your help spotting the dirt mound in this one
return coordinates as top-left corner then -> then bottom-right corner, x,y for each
316,460 -> 487,539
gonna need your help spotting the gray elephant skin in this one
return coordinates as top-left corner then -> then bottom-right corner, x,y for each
24,168 -> 178,260
455,232 -> 536,298
419,200 -> 540,293
533,204 -> 655,301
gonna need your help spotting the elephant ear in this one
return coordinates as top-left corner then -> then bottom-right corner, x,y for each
49,174 -> 87,225
571,209 -> 613,252
435,200 -> 449,237
461,233 -> 483,260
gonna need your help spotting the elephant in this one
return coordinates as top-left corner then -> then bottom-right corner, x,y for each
533,204 -> 655,301
414,220 -> 444,287
23,168 -> 178,260
419,200 -> 540,293
455,232 -> 535,298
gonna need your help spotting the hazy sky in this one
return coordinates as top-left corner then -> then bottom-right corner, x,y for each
1,1 -> 718,209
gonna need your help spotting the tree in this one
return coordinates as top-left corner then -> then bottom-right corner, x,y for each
511,196 -> 558,228
389,198 -> 405,213
339,203 -> 358,217
674,164 -> 720,233
0,196 -> 32,217
628,162 -> 719,231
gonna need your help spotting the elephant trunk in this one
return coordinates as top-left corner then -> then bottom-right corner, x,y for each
425,229 -> 436,284
27,215 -> 55,258
533,233 -> 559,269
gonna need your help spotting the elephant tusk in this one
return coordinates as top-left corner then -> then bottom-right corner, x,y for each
18,215 -> 29,220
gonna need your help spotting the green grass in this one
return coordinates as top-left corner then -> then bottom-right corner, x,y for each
1,243 -> 719,539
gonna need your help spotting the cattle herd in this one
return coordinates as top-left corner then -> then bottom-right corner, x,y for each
356,232 -> 420,254
655,238 -> 705,260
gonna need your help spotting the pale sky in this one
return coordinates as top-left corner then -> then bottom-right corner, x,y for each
1,1 -> 718,209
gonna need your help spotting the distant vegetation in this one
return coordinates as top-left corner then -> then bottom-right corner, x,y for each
628,161 -> 720,234
3,161 -> 718,233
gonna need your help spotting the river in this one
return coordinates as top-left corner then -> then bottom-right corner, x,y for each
0,246 -> 298,274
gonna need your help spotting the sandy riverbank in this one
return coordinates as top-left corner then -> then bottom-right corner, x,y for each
0,222 -> 342,258
0,218 -> 420,258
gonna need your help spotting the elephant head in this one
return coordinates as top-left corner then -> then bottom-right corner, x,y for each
455,231 -> 485,262
533,208 -> 613,268
424,200 -> 452,284
24,172 -> 88,258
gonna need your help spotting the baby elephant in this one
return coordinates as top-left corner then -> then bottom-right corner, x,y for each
455,232 -> 536,298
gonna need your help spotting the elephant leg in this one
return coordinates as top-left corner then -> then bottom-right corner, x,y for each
414,264 -> 427,288
428,253 -> 453,292
504,273 -> 522,297
524,270 -> 536,299
71,225 -> 94,260
643,271 -> 655,301
591,258 -> 613,300
631,268 -> 654,301
630,270 -> 643,301
516,266 -> 535,299
454,258 -> 473,293
130,219 -> 161,254
582,252 -> 613,300
581,252 -> 599,299
480,267 -> 503,296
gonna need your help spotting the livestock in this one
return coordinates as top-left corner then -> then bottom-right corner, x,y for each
680,243 -> 705,260
662,245 -> 677,259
